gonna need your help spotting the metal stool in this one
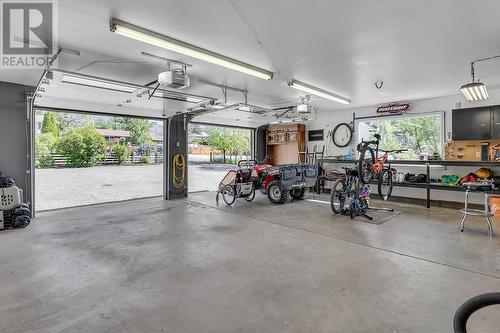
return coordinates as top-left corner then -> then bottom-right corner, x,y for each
460,181 -> 494,237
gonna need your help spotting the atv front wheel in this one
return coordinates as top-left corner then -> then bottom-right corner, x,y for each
290,188 -> 306,200
267,181 -> 288,204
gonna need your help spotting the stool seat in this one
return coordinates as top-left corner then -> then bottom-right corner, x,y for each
460,183 -> 494,237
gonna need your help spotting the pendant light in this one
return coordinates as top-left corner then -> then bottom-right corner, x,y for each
460,62 -> 489,101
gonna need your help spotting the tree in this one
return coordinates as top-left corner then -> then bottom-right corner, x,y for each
35,133 -> 56,168
56,127 -> 107,167
126,119 -> 152,146
207,127 -> 251,163
207,128 -> 233,163
55,112 -> 91,134
41,112 -> 58,137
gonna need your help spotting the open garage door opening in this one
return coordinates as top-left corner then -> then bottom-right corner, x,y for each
34,110 -> 165,211
188,123 -> 253,192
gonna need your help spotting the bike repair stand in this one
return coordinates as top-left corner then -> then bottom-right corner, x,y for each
368,206 -> 394,213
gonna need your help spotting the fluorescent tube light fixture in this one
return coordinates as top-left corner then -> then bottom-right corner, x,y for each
110,18 -> 274,80
460,60 -> 492,101
460,82 -> 489,101
288,80 -> 350,105
61,74 -> 137,93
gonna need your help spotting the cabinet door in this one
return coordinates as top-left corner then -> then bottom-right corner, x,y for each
452,107 -> 491,140
491,106 -> 500,139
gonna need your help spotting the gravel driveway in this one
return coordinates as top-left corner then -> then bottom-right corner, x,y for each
35,161 -> 234,211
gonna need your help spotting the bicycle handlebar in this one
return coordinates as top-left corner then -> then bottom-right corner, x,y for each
361,139 -> 379,145
380,149 -> 408,153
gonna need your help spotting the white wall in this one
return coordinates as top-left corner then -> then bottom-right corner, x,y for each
306,87 -> 500,205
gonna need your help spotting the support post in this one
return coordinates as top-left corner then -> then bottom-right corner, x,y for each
165,114 -> 188,199
426,163 -> 430,208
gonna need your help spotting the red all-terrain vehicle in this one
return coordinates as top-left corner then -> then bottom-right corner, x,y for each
216,159 -> 317,205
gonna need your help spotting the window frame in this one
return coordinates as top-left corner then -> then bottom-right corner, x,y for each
354,110 -> 446,159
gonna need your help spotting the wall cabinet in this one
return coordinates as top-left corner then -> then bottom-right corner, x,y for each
266,124 -> 305,165
452,106 -> 500,140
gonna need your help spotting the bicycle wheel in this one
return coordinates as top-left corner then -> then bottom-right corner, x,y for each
332,123 -> 353,148
358,146 -> 375,184
378,168 -> 393,201
330,179 -> 346,214
349,201 -> 356,219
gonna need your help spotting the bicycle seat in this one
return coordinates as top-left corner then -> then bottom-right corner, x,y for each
346,169 -> 359,177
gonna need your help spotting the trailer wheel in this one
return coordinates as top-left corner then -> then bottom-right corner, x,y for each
267,181 -> 288,204
290,188 -> 305,200
221,185 -> 237,205
244,188 -> 256,202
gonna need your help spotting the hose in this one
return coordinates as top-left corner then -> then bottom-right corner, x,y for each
453,292 -> 500,333
172,154 -> 186,189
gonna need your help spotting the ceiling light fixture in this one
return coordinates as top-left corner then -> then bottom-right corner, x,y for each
460,54 -> 500,101
460,61 -> 489,101
287,80 -> 350,105
61,74 -> 137,93
110,18 -> 274,80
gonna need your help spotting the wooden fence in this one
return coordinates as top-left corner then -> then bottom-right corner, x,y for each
50,152 -> 164,167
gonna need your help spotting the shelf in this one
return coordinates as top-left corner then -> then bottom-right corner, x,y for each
316,158 -> 500,208
317,158 -> 500,167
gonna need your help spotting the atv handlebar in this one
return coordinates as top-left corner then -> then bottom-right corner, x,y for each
238,159 -> 258,167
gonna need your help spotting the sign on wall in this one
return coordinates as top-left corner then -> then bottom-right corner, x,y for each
376,103 -> 410,114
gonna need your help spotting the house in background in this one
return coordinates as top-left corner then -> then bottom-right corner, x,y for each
95,129 -> 131,148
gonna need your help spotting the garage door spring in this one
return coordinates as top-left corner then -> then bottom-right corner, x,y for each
172,154 -> 186,189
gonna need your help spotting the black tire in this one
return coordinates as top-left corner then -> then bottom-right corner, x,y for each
243,188 -> 256,202
12,215 -> 30,228
332,123 -> 353,148
330,179 -> 346,214
290,188 -> 306,200
267,181 -> 289,204
349,201 -> 356,219
358,146 -> 375,184
221,184 -> 237,205
378,168 -> 393,201
453,292 -> 500,333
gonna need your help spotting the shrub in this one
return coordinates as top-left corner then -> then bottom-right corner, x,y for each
35,133 -> 56,168
140,156 -> 150,164
112,144 -> 130,165
56,127 -> 107,167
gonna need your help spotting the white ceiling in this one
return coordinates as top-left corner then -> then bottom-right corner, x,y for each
3,0 -> 500,127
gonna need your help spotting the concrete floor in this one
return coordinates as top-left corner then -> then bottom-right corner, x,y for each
35,160 -> 233,210
1,192 -> 499,332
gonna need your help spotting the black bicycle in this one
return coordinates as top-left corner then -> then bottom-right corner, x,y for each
357,134 -> 407,200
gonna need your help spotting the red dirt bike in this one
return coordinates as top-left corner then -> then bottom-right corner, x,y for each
216,159 -> 317,205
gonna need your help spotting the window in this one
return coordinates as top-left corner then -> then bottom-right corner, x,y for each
357,112 -> 444,160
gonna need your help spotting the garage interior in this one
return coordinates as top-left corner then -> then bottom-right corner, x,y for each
1,1 -> 500,332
